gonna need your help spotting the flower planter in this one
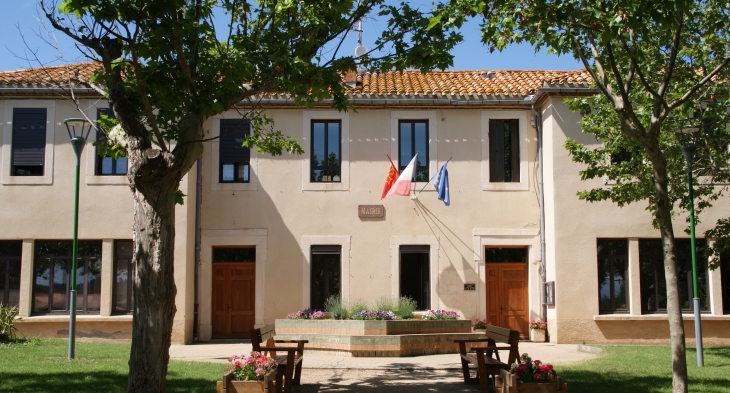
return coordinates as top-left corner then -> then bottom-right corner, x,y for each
216,369 -> 277,393
530,328 -> 546,343
497,369 -> 567,393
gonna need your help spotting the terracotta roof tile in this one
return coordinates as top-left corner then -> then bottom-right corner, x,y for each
0,63 -> 591,97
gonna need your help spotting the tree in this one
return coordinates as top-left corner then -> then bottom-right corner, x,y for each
40,1 -> 459,391
429,1 -> 730,392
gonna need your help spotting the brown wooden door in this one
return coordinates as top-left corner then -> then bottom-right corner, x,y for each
485,263 -> 529,338
212,262 -> 255,339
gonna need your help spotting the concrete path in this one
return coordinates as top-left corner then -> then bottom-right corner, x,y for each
169,341 -> 599,369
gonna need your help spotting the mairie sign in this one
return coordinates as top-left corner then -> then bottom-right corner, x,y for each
358,205 -> 385,218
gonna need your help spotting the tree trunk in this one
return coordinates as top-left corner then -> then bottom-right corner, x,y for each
646,138 -> 688,393
126,174 -> 179,392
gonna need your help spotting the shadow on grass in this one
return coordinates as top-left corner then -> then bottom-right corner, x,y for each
0,372 -> 215,393
559,369 -> 730,393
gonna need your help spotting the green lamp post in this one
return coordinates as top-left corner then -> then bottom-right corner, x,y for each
63,118 -> 93,360
675,121 -> 704,367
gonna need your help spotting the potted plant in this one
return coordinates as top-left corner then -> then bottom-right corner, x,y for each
529,319 -> 547,342
216,352 -> 278,393
497,353 -> 567,392
472,318 -> 492,332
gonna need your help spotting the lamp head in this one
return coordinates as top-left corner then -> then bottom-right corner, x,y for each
63,118 -> 93,141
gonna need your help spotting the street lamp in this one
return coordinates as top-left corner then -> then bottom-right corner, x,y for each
63,118 -> 93,360
674,120 -> 704,367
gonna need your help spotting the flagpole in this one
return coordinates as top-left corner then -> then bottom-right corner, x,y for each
416,157 -> 451,196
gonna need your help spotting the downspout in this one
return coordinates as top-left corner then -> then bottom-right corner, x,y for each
193,156 -> 202,341
531,101 -> 548,323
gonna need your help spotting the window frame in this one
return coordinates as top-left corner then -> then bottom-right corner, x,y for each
597,239 -> 629,314
32,240 -> 103,315
397,120 -> 430,182
209,113 -> 258,191
399,245 -> 431,311
0,241 -> 22,307
2,100 -> 55,185
218,118 -> 251,184
94,108 -> 128,176
309,120 -> 342,183
309,245 -> 342,310
488,119 -> 520,183
481,111 -> 529,191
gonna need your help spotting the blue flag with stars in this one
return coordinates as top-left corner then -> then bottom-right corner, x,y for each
433,159 -> 451,206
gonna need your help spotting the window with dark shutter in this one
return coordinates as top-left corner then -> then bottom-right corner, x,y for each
11,108 -> 47,176
96,108 -> 128,176
219,119 -> 250,183
489,119 -> 520,182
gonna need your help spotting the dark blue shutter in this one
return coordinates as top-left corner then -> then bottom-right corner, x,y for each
11,108 -> 47,167
219,119 -> 250,163
489,119 -> 505,182
509,119 -> 520,182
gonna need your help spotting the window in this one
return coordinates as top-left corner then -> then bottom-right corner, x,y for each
33,241 -> 102,314
489,119 -> 520,182
597,239 -> 628,313
113,241 -> 134,314
722,250 -> 730,314
640,239 -> 708,313
400,246 -> 430,310
219,119 -> 250,183
398,120 -> 429,181
310,121 -> 341,182
485,247 -> 527,263
96,108 -> 128,176
310,246 -> 341,310
213,247 -> 256,262
11,108 -> 47,176
0,241 -> 22,307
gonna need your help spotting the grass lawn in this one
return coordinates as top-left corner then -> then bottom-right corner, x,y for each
1,339 -> 729,392
0,338 -> 222,392
558,346 -> 730,392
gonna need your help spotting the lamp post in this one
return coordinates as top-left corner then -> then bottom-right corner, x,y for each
675,121 -> 704,367
63,118 -> 93,360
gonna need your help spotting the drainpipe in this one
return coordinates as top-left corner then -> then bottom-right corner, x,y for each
193,156 -> 202,341
531,101 -> 547,323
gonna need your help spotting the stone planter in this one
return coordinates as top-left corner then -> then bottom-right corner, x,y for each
216,369 -> 277,393
496,369 -> 567,393
530,328 -> 546,343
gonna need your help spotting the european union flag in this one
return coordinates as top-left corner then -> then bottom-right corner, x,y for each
433,159 -> 451,206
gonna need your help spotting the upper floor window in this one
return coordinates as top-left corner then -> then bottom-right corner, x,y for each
219,119 -> 250,183
0,241 -> 22,307
489,119 -> 520,182
597,239 -> 628,314
96,108 -> 128,176
640,239 -> 708,314
11,108 -> 47,176
310,120 -> 341,182
398,120 -> 429,181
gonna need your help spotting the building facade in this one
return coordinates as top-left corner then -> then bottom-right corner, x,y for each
1,65 -> 728,345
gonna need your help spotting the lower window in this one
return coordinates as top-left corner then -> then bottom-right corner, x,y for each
113,241 -> 134,314
722,250 -> 730,314
310,246 -> 341,310
33,241 -> 102,314
400,246 -> 430,310
597,239 -> 628,313
640,239 -> 708,313
0,241 -> 22,307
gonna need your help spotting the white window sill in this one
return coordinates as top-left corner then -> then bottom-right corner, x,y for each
86,175 -> 129,185
1,175 -> 53,185
594,314 -> 729,321
482,182 -> 529,191
302,182 -> 349,191
211,182 -> 257,191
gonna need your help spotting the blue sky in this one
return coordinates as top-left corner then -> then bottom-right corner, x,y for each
1,1 -> 584,72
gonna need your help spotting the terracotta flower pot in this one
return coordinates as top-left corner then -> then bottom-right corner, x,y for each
216,369 -> 277,393
497,369 -> 567,393
530,328 -> 546,343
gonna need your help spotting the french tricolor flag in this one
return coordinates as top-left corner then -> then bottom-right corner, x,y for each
385,154 -> 418,198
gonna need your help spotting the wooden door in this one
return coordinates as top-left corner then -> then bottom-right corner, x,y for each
212,262 -> 255,339
485,263 -> 529,338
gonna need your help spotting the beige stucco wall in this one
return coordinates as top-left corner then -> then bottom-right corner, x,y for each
196,107 -> 545,341
544,98 -> 730,344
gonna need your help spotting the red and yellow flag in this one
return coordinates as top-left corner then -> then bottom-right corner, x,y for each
381,154 -> 399,199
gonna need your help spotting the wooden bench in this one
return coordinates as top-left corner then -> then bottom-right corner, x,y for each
454,325 -> 520,393
251,325 -> 308,393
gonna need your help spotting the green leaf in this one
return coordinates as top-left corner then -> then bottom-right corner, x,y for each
175,190 -> 186,206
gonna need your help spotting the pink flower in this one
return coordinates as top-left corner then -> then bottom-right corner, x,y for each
535,373 -> 542,379
234,360 -> 241,368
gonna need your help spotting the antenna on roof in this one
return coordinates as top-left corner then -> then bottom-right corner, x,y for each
354,18 -> 368,71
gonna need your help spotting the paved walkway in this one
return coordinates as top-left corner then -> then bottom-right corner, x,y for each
169,341 -> 598,369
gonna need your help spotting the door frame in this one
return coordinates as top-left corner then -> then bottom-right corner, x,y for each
199,229 -> 267,342
473,229 -> 541,326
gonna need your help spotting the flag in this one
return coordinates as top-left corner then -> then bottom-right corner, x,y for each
380,155 -> 399,199
386,154 -> 418,198
433,159 -> 450,206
